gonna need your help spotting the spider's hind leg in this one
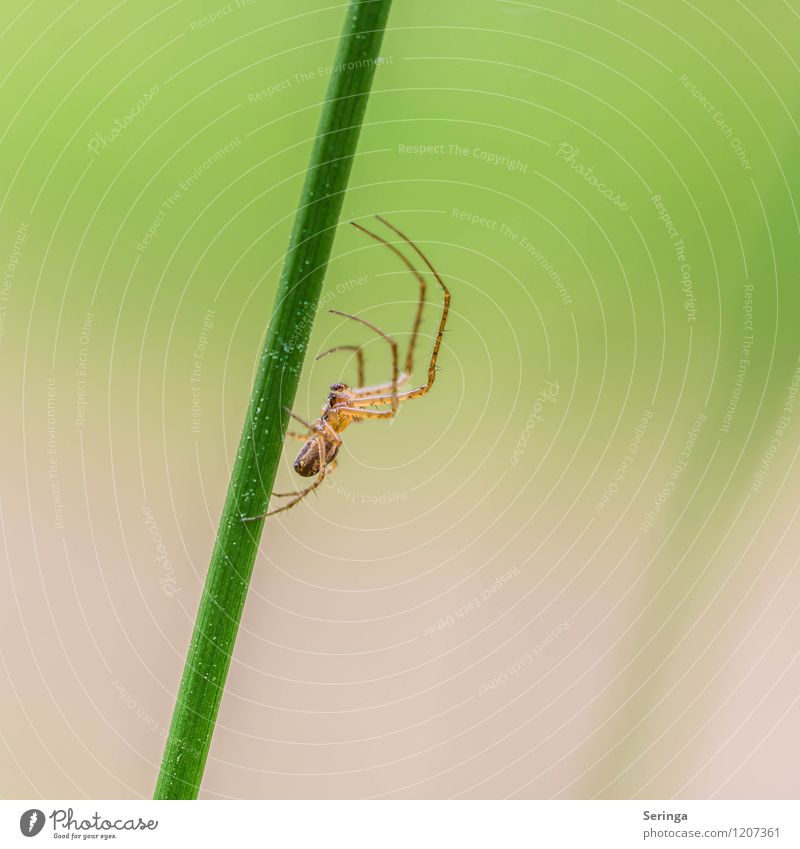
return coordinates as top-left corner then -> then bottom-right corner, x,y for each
262,460 -> 338,517
242,433 -> 335,521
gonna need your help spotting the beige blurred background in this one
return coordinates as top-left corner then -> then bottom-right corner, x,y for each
2,0 -> 800,799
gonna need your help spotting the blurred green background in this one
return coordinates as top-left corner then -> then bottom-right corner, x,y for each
2,0 -> 800,799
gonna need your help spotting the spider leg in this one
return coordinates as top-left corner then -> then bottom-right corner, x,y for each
343,388 -> 418,407
338,405 -> 396,420
286,430 -> 309,441
271,487 -> 309,497
242,434 -> 331,520
348,370 -> 411,396
284,407 -> 314,430
264,460 -> 338,516
355,215 -> 450,404
328,309 -> 398,414
284,408 -> 338,442
271,451 -> 338,497
316,344 -> 365,388
351,218 -> 427,379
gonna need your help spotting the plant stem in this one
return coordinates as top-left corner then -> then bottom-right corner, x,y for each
153,0 -> 393,799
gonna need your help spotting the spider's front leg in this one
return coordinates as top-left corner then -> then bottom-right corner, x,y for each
338,405 -> 397,420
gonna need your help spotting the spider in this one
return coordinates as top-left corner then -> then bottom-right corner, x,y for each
244,214 -> 451,520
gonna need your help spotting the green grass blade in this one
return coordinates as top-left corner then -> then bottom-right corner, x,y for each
153,0 -> 393,799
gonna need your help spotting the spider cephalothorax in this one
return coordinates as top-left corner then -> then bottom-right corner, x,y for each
326,382 -> 352,407
244,215 -> 450,518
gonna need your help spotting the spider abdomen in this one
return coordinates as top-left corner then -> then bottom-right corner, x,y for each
293,439 -> 340,477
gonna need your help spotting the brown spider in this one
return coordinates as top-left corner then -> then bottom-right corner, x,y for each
244,214 -> 451,520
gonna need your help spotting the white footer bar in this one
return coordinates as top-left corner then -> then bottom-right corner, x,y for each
3,800 -> 797,847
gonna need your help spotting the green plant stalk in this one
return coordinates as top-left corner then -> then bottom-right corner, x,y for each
153,0 -> 393,799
